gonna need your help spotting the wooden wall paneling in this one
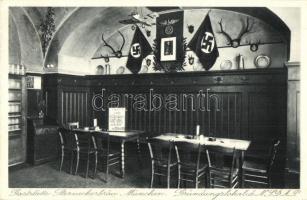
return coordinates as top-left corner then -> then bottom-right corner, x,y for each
285,63 -> 300,187
247,90 -> 286,142
58,88 -> 90,127
43,68 -> 286,142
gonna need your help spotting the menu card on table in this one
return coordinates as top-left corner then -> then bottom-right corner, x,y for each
108,107 -> 126,131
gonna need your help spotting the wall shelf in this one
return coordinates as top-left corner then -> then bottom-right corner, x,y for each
8,115 -> 22,118
8,71 -> 27,166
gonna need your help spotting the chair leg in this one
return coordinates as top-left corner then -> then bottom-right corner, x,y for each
105,155 -> 109,183
209,173 -> 213,188
93,152 -> 98,179
105,166 -> 109,183
70,151 -> 73,174
167,166 -> 171,188
177,165 -> 181,188
59,148 -> 64,172
75,151 -> 80,175
85,153 -> 90,178
242,169 -> 245,188
150,162 -> 154,188
136,138 -> 142,168
195,172 -> 199,188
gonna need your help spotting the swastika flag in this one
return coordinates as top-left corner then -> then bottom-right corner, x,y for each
126,26 -> 152,74
188,15 -> 219,71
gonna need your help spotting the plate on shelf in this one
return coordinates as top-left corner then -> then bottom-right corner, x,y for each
220,60 -> 232,70
254,55 -> 271,68
116,66 -> 125,74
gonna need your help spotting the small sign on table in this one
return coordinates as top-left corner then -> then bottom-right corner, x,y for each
108,107 -> 126,131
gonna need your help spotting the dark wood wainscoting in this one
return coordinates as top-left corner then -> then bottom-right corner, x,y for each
43,68 -> 287,144
43,74 -> 91,127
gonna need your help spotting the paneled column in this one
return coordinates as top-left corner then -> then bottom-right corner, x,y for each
285,62 -> 300,188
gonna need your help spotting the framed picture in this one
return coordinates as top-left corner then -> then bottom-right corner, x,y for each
26,76 -> 41,89
160,37 -> 176,61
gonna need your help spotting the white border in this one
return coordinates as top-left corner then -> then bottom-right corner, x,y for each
1,1 -> 306,200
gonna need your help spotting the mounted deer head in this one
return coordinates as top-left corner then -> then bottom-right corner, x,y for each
218,18 -> 254,48
101,31 -> 126,58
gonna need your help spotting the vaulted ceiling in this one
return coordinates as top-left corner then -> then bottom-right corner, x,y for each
9,7 -> 290,72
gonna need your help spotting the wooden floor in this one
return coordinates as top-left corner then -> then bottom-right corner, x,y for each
9,143 -> 294,188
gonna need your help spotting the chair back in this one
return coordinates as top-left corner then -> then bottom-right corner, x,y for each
67,122 -> 79,130
73,130 -> 96,151
174,141 -> 203,170
205,146 -> 240,173
92,132 -> 110,155
58,127 -> 77,149
147,138 -> 174,165
268,140 -> 280,171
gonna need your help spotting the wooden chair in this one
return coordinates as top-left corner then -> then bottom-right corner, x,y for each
242,140 -> 280,188
147,138 -> 178,188
92,132 -> 121,182
73,130 -> 98,178
205,146 -> 240,188
58,127 -> 78,173
174,141 -> 207,188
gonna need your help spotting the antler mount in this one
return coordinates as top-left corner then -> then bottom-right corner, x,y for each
218,18 -> 254,48
101,31 -> 126,58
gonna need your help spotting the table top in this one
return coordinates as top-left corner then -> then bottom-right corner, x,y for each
74,128 -> 144,138
154,133 -> 251,151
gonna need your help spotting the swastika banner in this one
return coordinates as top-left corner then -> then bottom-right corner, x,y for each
126,26 -> 152,74
188,14 -> 219,71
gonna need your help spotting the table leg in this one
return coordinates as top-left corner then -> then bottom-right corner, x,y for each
121,141 -> 125,178
136,137 -> 142,168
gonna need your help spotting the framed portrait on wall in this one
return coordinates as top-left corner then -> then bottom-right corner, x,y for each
160,37 -> 176,61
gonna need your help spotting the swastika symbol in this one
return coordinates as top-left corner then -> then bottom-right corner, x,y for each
201,32 -> 215,54
131,43 -> 141,58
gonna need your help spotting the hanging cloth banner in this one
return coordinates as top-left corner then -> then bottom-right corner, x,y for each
154,10 -> 185,72
188,14 -> 219,71
126,26 -> 152,74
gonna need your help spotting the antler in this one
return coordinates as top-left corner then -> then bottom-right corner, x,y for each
118,31 -> 126,52
101,34 -> 117,55
237,18 -> 254,43
101,32 -> 126,58
217,19 -> 233,46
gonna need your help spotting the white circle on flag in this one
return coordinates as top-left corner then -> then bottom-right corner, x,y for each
201,32 -> 215,54
130,43 -> 141,58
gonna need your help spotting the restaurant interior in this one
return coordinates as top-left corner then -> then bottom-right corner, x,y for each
7,6 -> 300,189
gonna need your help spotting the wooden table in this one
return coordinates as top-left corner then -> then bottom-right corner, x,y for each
74,129 -> 144,178
154,133 -> 251,187
154,133 -> 250,151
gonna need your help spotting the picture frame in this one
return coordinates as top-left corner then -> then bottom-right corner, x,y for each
160,37 -> 176,61
26,76 -> 41,89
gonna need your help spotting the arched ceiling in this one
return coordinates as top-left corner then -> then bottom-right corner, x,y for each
9,7 -> 290,71
9,7 -> 43,69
